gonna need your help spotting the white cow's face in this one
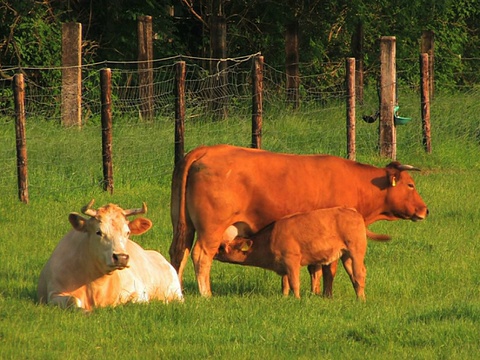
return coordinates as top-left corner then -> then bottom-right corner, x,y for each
69,203 -> 152,274
90,214 -> 130,272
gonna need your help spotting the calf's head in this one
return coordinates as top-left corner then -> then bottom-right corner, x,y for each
215,238 -> 253,264
383,162 -> 429,221
68,199 -> 152,273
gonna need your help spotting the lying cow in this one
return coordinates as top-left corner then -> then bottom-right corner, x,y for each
215,207 -> 390,300
170,144 -> 428,297
38,200 -> 183,311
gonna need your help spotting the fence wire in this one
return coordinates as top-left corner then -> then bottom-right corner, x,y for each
0,54 -> 479,200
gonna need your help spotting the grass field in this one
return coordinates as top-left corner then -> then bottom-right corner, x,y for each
0,90 -> 479,359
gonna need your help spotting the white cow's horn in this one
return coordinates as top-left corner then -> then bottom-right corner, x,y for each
124,202 -> 147,217
81,199 -> 98,217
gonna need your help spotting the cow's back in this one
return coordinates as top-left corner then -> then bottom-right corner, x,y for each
185,145 -> 365,234
126,241 -> 183,302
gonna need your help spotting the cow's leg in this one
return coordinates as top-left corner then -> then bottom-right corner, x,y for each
191,235 -> 219,297
307,264 -> 322,295
341,254 -> 366,301
322,261 -> 338,298
170,226 -> 195,288
49,294 -> 83,309
286,266 -> 301,298
351,257 -> 366,301
281,275 -> 290,296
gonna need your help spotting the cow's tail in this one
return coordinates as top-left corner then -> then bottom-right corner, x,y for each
169,146 -> 208,271
366,229 -> 391,241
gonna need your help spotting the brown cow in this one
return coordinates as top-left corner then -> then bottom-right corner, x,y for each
38,200 -> 183,311
170,144 -> 428,297
215,207 -> 390,300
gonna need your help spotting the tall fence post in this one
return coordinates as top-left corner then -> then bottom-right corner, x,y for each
421,30 -> 434,100
210,14 -> 228,120
175,61 -> 186,164
346,58 -> 356,161
13,73 -> 29,204
251,55 -> 264,149
352,21 -> 364,104
285,20 -> 299,109
137,15 -> 154,121
420,53 -> 432,154
100,68 -> 114,194
379,36 -> 396,160
61,22 -> 82,127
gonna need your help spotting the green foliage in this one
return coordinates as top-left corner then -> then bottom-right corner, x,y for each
1,0 -> 480,89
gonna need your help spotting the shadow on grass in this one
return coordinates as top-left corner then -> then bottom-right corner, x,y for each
407,303 -> 480,324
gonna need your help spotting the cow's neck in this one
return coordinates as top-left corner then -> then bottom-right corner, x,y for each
354,169 -> 392,225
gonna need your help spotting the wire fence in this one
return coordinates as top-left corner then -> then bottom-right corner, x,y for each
0,53 -> 479,201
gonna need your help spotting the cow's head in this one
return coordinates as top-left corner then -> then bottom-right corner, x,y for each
68,199 -> 152,273
383,162 -> 429,221
215,238 -> 253,264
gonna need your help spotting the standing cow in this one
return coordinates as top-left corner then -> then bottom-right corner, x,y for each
38,200 -> 183,311
215,207 -> 390,300
170,144 -> 428,297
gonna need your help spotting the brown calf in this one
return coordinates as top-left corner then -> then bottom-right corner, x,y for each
215,207 -> 390,300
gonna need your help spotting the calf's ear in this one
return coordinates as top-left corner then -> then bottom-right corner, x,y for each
68,213 -> 88,232
129,217 -> 153,235
236,239 -> 253,252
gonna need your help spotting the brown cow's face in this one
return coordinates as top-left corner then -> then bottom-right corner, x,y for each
385,168 -> 428,221
69,204 -> 152,273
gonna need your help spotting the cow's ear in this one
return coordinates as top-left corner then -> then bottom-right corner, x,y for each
69,213 -> 88,232
386,166 -> 400,187
240,240 -> 253,252
129,217 -> 152,235
390,175 -> 396,187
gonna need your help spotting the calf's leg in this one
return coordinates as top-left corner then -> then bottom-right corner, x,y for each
321,261 -> 338,298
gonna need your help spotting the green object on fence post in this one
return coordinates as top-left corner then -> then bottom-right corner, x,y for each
394,105 -> 412,125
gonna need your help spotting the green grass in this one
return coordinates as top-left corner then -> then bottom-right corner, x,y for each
1,91 -> 480,359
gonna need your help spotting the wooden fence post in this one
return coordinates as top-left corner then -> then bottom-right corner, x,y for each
346,58 -> 356,161
100,68 -> 114,194
420,53 -> 432,153
285,20 -> 300,109
352,21 -> 364,104
379,36 -> 396,159
138,15 -> 154,121
421,30 -> 435,100
61,22 -> 82,127
175,61 -> 186,164
252,55 -> 264,149
13,73 -> 29,203
210,14 -> 228,120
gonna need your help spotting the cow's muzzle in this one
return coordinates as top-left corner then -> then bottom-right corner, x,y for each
411,208 -> 429,222
112,253 -> 129,268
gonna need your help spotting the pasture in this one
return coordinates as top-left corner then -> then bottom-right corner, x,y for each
0,90 -> 479,359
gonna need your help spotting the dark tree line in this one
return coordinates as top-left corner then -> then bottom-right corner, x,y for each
1,0 -> 479,88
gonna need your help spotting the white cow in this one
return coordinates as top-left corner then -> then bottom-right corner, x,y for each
37,200 -> 183,311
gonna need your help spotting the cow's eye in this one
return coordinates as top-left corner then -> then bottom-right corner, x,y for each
96,230 -> 103,237
408,183 -> 415,189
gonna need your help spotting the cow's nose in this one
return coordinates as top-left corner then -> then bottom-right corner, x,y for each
113,253 -> 129,267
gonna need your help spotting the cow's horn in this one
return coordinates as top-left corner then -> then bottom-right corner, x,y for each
398,164 -> 421,171
124,202 -> 147,217
81,199 -> 98,217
